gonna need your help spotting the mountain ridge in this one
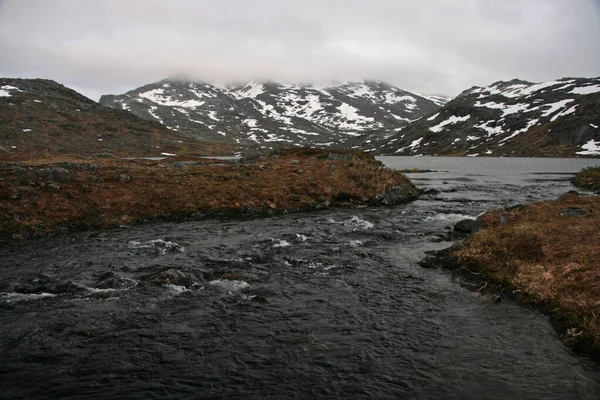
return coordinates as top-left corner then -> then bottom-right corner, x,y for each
99,78 -> 445,149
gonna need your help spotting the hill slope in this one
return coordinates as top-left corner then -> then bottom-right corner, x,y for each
99,79 -> 444,148
0,78 -> 236,156
373,77 -> 600,157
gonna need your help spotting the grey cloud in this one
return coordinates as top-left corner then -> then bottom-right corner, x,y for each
0,0 -> 598,100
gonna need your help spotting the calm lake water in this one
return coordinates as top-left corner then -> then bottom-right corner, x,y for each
0,157 -> 599,399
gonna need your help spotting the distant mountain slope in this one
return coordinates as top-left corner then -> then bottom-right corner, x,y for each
373,77 -> 600,157
0,78 -> 235,156
99,79 -> 444,148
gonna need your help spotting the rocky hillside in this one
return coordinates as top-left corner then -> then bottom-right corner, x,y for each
99,79 -> 444,148
373,77 -> 600,157
0,78 -> 237,156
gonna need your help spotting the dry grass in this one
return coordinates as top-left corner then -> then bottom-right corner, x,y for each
0,148 -> 418,241
453,193 -> 600,351
572,167 -> 600,191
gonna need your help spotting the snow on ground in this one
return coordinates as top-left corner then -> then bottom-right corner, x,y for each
540,99 -> 574,118
188,84 -> 218,99
207,111 -> 219,121
427,113 -> 439,121
344,83 -> 375,99
244,119 -> 257,127
139,88 -> 205,108
550,105 -> 577,122
384,93 -> 416,104
568,85 -> 600,95
577,140 -> 600,156
500,119 -> 539,142
429,115 -> 470,132
148,106 -> 163,124
118,100 -> 130,111
472,80 -> 576,99
337,103 -> 375,129
409,137 -> 423,149
0,85 -> 21,97
590,124 -> 598,129
474,101 -> 529,116
416,94 -> 451,106
232,83 -> 265,99
513,80 -> 570,96
474,121 -> 504,136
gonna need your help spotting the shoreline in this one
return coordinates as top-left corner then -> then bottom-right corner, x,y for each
420,191 -> 600,360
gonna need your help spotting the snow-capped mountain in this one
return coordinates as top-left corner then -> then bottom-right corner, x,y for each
99,79 -> 444,148
372,77 -> 600,157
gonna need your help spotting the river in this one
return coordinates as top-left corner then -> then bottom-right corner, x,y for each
1,157 -> 599,399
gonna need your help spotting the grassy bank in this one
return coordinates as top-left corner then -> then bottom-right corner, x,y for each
572,166 -> 600,191
451,193 -> 600,353
0,148 -> 420,241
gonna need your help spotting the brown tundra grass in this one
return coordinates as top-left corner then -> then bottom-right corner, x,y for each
0,148 -> 418,240
572,166 -> 600,191
453,193 -> 600,352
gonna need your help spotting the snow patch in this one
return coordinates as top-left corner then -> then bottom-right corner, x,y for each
540,99 -> 574,118
139,88 -> 205,108
568,85 -> 600,95
0,85 -> 21,97
576,140 -> 600,156
429,115 -> 470,133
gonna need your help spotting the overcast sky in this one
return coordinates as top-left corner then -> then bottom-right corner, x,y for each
1,0 -> 599,100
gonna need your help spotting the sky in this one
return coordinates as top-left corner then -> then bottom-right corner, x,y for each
0,0 -> 599,101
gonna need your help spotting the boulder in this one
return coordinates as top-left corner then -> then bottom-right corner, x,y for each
561,207 -> 590,217
454,218 -> 480,234
34,167 -> 73,182
377,184 -> 420,205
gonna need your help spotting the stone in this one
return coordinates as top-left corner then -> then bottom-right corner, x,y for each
561,207 -> 590,217
454,218 -> 479,233
34,167 -> 73,182
377,184 -> 420,205
44,183 -> 61,192
118,174 -> 132,183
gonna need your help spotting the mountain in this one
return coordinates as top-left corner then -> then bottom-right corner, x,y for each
373,77 -> 600,157
0,78 -> 236,156
99,79 -> 444,148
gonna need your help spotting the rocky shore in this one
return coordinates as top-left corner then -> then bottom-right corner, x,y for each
0,148 -> 421,242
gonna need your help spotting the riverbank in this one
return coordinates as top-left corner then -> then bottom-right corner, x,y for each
423,191 -> 600,356
572,166 -> 600,190
0,148 -> 420,242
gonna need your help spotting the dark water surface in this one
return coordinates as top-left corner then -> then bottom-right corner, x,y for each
1,157 -> 599,399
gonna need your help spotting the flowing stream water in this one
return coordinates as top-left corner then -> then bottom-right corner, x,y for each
1,157 -> 599,399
